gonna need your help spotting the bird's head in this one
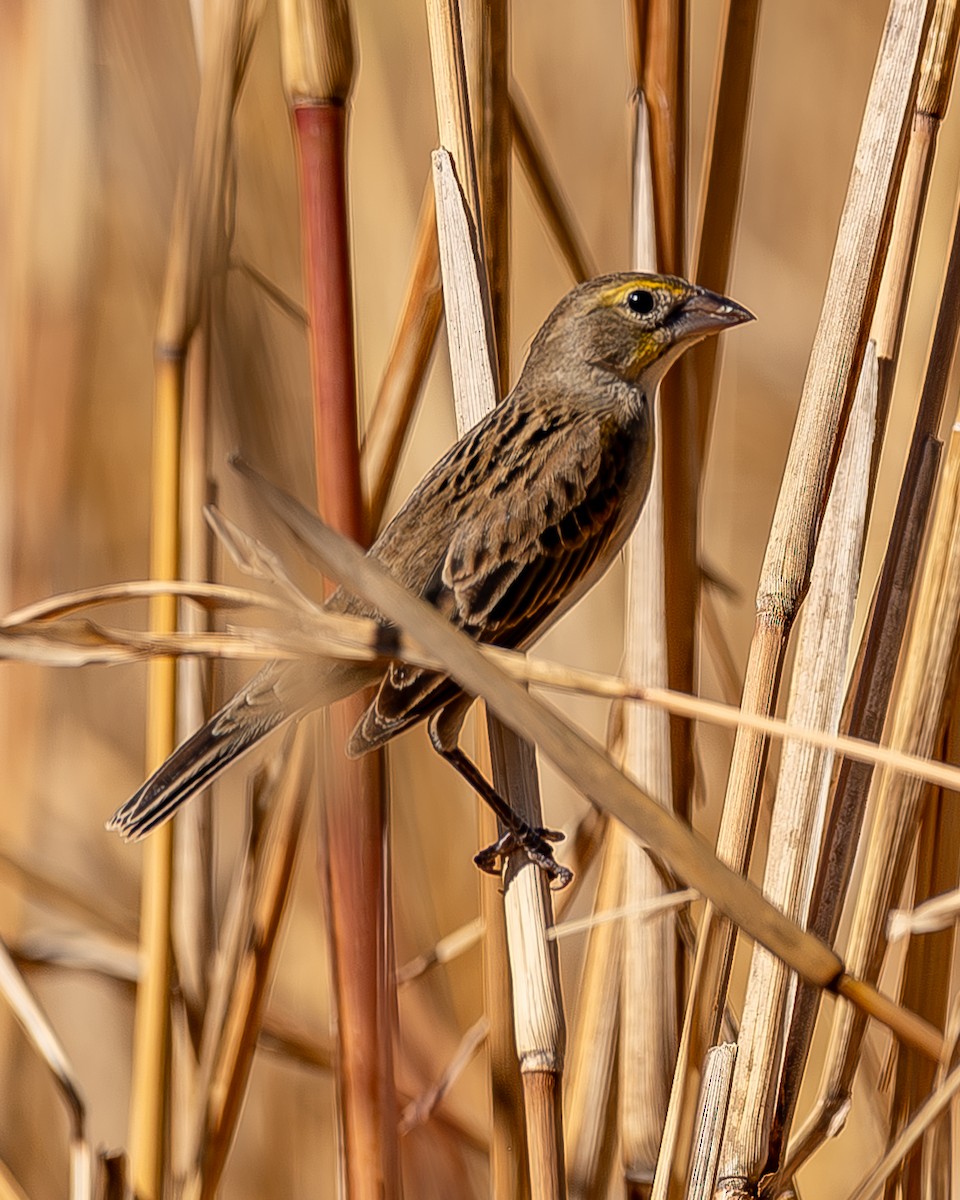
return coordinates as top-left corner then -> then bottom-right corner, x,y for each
528,272 -> 753,393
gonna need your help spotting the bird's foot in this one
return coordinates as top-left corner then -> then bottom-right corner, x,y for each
475,825 -> 573,889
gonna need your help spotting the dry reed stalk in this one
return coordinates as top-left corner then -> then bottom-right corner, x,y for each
464,0 -> 509,387
236,458 -> 946,1062
687,1044 -> 736,1200
773,443 -> 940,1162
872,0 -> 960,400
714,345 -> 879,1198
476,809 -> 530,1200
785,425 -> 960,1178
509,87 -> 597,284
181,739 -> 312,1200
886,751 -> 960,1198
427,1 -> 567,1192
430,149 -> 498,419
424,0 -> 482,222
182,786 -> 258,1190
131,6 -> 261,1193
0,1164 -> 28,1200
93,1153 -> 125,1200
653,4 -> 934,1195
174,318 -> 215,1048
843,1058 -> 960,1200
281,4 -> 398,1197
774,141 -> 960,1160
462,5 -> 535,1195
0,934 -> 90,1200
564,825 -> 627,1200
689,0 -> 761,457
630,0 -> 697,822
619,86 -> 676,1198
490,725 -> 566,1197
360,181 -> 443,532
433,138 -> 567,1200
887,679 -> 960,1198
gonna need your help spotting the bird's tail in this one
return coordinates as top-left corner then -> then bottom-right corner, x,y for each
107,657 -> 375,841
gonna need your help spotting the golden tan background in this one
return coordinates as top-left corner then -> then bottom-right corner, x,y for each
2,1 -> 957,1196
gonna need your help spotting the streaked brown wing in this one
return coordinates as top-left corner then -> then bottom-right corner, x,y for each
346,406 -> 640,755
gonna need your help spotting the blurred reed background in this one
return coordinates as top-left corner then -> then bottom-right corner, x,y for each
3,1 -> 960,1198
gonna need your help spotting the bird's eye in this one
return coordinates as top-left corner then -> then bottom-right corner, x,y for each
626,289 -> 656,316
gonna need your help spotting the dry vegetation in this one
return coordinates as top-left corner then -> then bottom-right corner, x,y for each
4,1 -> 960,1198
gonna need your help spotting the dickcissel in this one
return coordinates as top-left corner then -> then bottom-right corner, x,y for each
109,272 -> 752,883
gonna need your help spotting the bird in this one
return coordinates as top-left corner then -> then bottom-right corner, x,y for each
108,272 -> 752,884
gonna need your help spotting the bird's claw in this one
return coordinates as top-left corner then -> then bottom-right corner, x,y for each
475,825 -> 573,889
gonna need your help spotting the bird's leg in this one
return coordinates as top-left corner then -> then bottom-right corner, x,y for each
428,705 -> 572,888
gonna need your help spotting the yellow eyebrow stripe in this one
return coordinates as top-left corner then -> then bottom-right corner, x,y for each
598,278 -> 682,307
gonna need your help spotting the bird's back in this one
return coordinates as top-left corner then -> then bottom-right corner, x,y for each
340,380 -> 653,755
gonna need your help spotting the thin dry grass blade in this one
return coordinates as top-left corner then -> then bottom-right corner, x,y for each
230,254 -> 310,324
456,56 -> 541,1200
0,835 -> 135,939
509,86 -> 597,284
14,931 -> 139,983
1,578 -> 300,625
690,0 -> 761,458
550,891 -> 696,943
424,0 -> 487,267
360,181 -> 443,532
259,1007 -> 335,1071
399,1016 -> 489,1134
890,889 -> 960,939
0,935 -> 85,1136
0,1162 -> 29,1200
396,918 -> 485,985
183,733 -> 312,1199
0,935 -> 91,1199
564,824 -> 626,1200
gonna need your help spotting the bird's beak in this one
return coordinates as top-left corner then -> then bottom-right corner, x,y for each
673,286 -> 754,342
